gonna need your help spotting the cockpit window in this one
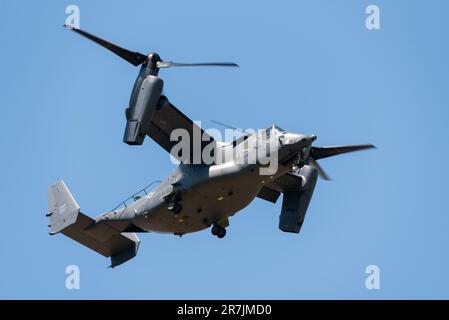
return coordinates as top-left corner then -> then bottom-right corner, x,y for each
265,127 -> 271,139
262,125 -> 285,139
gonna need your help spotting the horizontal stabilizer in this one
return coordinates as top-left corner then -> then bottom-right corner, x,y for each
47,180 -> 140,268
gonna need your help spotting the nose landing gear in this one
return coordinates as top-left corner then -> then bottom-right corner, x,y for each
211,224 -> 226,238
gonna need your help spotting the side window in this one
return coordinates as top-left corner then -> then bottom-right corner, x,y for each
261,127 -> 271,142
265,127 -> 271,139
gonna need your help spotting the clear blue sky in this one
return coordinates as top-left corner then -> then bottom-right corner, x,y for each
1,0 -> 449,299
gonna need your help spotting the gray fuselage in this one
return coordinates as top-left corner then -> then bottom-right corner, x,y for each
100,128 -> 309,236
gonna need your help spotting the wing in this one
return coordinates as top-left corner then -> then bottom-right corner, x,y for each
256,166 -> 319,234
146,96 -> 214,164
257,171 -> 305,203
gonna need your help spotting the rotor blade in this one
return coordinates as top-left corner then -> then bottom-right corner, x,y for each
64,25 -> 148,66
210,120 -> 240,131
310,144 -> 376,161
309,158 -> 331,181
157,61 -> 239,68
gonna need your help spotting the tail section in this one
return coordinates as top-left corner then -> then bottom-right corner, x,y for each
48,180 -> 81,234
47,180 -> 140,268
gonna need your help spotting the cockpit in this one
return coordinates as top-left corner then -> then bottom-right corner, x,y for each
231,125 -> 286,148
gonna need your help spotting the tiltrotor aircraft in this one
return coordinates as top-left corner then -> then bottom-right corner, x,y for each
47,26 -> 375,267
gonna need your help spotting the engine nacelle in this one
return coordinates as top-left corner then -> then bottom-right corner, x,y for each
123,75 -> 164,145
279,165 -> 318,233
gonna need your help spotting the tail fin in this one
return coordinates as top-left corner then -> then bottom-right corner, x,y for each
48,180 -> 81,234
47,180 -> 140,268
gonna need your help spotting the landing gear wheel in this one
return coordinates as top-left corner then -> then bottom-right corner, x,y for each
211,225 -> 226,238
211,225 -> 219,236
217,228 -> 226,238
